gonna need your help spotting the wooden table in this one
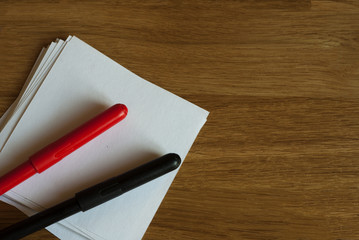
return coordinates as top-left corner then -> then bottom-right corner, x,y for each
0,1 -> 359,239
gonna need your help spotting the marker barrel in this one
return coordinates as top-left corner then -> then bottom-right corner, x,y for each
0,162 -> 36,195
0,198 -> 81,240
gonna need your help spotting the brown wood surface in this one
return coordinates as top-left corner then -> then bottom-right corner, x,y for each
0,0 -> 359,239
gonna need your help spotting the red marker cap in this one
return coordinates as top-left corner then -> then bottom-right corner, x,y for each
0,104 -> 128,195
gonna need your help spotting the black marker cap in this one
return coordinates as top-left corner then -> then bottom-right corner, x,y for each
75,153 -> 181,211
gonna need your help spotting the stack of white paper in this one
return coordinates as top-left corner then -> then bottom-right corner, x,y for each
0,36 -> 208,240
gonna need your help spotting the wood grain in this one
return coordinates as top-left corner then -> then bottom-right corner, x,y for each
0,0 -> 359,239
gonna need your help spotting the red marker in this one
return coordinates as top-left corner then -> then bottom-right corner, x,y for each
0,103 -> 128,196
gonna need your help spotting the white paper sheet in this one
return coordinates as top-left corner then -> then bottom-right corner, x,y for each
0,36 -> 72,151
0,36 -> 208,240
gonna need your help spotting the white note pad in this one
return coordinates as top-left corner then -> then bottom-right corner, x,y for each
0,36 -> 208,240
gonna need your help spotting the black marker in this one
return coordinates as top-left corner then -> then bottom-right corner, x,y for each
0,153 -> 181,240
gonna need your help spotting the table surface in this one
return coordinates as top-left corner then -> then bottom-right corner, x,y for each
0,1 -> 359,239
